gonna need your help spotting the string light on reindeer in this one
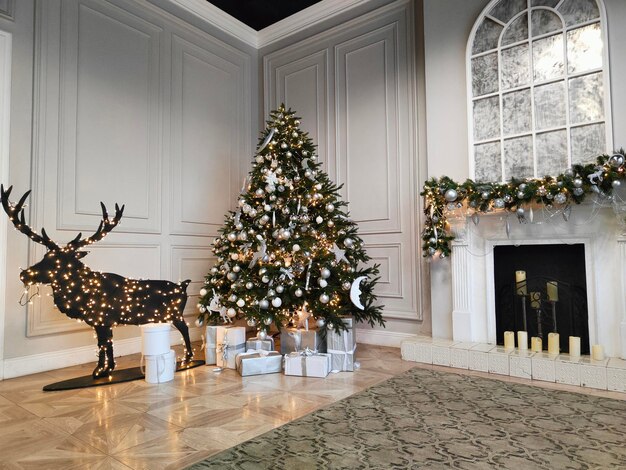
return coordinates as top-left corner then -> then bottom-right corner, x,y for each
1,185 -> 203,382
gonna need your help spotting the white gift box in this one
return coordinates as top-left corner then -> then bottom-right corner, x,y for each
216,326 -> 246,369
284,351 -> 332,378
246,336 -> 275,352
204,325 -> 219,365
141,323 -> 171,356
143,349 -> 176,384
235,349 -> 283,376
327,317 -> 357,372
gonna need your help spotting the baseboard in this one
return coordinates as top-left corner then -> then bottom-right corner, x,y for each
356,329 -> 414,348
2,327 -> 203,379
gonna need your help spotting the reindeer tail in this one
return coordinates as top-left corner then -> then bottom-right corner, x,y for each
180,279 -> 192,292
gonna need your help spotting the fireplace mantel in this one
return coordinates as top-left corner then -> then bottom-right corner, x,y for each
446,202 -> 626,358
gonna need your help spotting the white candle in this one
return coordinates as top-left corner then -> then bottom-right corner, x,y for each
517,331 -> 528,350
504,331 -> 515,350
569,336 -> 581,358
548,332 -> 559,355
515,270 -> 527,295
531,337 -> 542,352
591,344 -> 604,361
547,281 -> 559,302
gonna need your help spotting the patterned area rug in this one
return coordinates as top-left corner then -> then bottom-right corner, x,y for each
187,367 -> 626,469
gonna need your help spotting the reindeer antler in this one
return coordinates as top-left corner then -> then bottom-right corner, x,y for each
1,185 -> 60,250
66,201 -> 125,250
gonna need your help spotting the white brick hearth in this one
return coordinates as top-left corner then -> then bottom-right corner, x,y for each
401,336 -> 626,393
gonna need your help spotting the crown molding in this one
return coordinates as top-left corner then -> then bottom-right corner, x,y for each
257,0 -> 374,48
166,0 -> 258,47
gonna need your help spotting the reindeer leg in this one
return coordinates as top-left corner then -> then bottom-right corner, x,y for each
172,318 -> 193,362
93,326 -> 114,378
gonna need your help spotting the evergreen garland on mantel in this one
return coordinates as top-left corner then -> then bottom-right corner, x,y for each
421,151 -> 626,258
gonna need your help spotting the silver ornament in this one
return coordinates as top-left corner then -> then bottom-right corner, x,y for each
259,299 -> 269,309
258,330 -> 268,340
612,180 -> 621,188
263,317 -> 273,325
200,288 -> 208,297
494,198 -> 505,209
227,272 -> 237,281
342,281 -> 351,290
343,238 -> 354,249
262,275 -> 270,283
481,191 -> 490,199
318,279 -> 328,288
316,216 -> 323,224
610,154 -> 624,167
321,268 -> 331,279
503,195 -> 513,203
233,265 -> 241,273
292,244 -> 301,252
236,298 -> 245,308
271,297 -> 282,307
276,285 -> 284,293
444,189 -> 458,202
227,308 -> 237,318
326,203 -> 335,212
573,187 -> 584,196
554,193 -> 567,204
516,207 -> 525,216
519,183 -> 527,191
316,318 -> 325,328
227,232 -> 237,242
280,142 -> 288,149
230,253 -> 239,261
295,288 -> 303,297
319,293 -> 330,304
573,178 -> 583,188
246,282 -> 254,289
247,318 -> 257,327
517,191 -> 525,199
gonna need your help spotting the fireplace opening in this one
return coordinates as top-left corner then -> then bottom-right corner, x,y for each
494,244 -> 589,355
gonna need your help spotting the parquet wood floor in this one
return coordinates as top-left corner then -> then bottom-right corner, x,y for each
0,343 -> 623,469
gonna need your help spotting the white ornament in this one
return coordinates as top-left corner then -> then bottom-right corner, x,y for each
227,232 -> 237,242
259,299 -> 270,309
199,288 -> 207,297
318,279 -> 328,288
321,268 -> 331,279
295,288 -> 303,297
227,308 -> 237,318
246,282 -> 254,289
292,244 -> 301,252
444,189 -> 458,202
319,293 -> 330,304
316,216 -> 323,224
326,203 -> 335,212
350,276 -> 367,311
316,318 -> 325,328
272,297 -> 282,307
343,238 -> 354,249
236,298 -> 245,308
258,330 -> 268,340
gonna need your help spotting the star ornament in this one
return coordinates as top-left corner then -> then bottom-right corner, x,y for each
296,303 -> 312,330
331,243 -> 348,264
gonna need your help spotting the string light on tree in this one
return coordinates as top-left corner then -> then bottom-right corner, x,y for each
196,105 -> 385,334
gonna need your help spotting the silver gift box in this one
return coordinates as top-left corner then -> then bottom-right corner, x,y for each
284,351 -> 331,378
280,328 -> 326,354
235,350 -> 283,376
246,336 -> 275,352
326,317 -> 356,372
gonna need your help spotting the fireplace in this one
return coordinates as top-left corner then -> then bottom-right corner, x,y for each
493,244 -> 589,355
445,204 -> 626,358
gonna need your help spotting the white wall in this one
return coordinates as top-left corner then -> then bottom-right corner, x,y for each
2,0 -> 257,378
424,0 -> 626,339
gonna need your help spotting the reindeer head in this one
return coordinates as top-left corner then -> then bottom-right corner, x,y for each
1,185 -> 124,286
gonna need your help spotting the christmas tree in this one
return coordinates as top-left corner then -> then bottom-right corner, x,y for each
197,105 -> 384,335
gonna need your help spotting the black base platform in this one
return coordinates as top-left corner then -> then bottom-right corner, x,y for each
43,359 -> 205,391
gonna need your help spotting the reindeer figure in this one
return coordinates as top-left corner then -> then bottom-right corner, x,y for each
1,185 -> 195,378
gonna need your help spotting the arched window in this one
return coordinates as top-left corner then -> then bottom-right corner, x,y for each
468,0 -> 611,182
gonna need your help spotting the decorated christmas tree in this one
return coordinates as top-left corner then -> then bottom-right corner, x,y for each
197,105 -> 384,336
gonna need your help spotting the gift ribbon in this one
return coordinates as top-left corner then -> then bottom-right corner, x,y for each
328,322 -> 356,372
246,338 -> 274,351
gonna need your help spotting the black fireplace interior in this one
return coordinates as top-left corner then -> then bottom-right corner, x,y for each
494,244 -> 589,354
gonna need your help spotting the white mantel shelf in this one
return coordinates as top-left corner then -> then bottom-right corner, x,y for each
401,336 -> 626,394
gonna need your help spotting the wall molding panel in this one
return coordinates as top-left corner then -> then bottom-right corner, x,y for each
27,0 -> 253,339
264,0 -> 421,322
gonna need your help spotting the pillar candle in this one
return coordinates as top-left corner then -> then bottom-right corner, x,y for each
547,281 -> 558,302
530,292 -> 540,308
504,331 -> 515,350
569,336 -> 581,358
548,332 -> 559,355
591,344 -> 604,361
531,336 -> 542,352
517,331 -> 528,350
515,270 -> 527,295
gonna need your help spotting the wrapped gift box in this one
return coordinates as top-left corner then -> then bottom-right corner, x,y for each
246,336 -> 275,352
204,325 -> 219,365
216,326 -> 246,369
235,350 -> 283,376
284,351 -> 332,378
280,327 -> 326,354
327,317 -> 357,372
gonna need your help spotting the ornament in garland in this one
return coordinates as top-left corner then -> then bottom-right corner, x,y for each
421,150 -> 626,258
197,105 -> 385,335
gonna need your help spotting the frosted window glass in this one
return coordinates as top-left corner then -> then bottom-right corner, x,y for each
571,123 -> 605,164
533,34 -> 564,82
473,97 -> 500,141
489,0 -> 527,23
569,73 -> 604,124
501,44 -> 530,90
502,14 -> 528,46
503,89 -> 532,136
472,53 -> 499,96
473,18 -> 504,54
474,142 -> 502,182
504,136 -> 534,179
534,81 -> 566,130
532,0 -> 560,7
531,10 -> 562,37
567,23 -> 603,74
558,0 -> 600,27
536,131 -> 568,176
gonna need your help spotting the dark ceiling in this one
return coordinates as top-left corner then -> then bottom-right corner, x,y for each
207,0 -> 323,31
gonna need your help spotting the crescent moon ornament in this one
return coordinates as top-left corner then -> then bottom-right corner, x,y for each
350,276 -> 367,311
258,128 -> 276,153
